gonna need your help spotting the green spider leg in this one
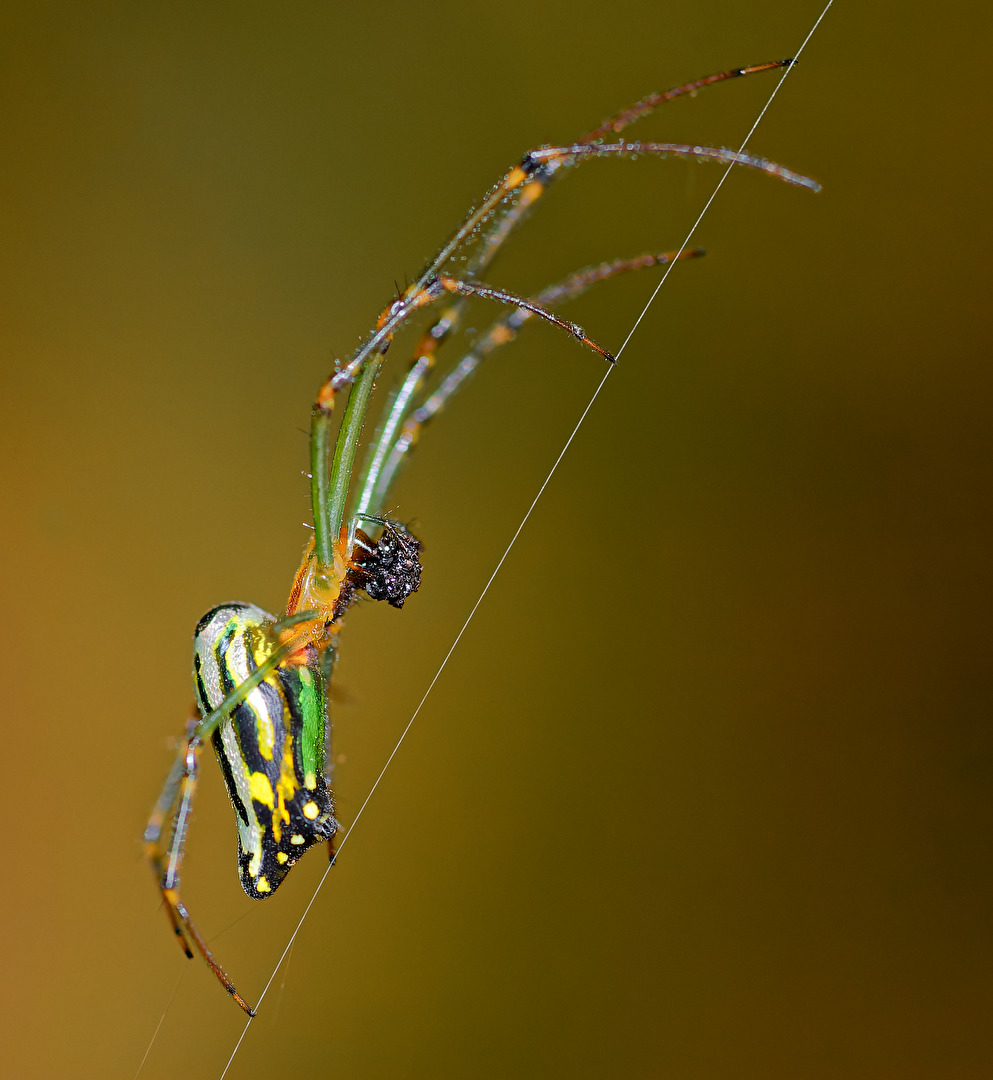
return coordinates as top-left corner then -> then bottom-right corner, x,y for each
312,272 -> 616,565
416,60 -> 802,387
362,247 -> 707,514
312,144 -> 817,567
340,60 -> 815,534
312,135 -> 815,555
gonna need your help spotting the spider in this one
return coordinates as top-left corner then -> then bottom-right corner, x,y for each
144,58 -> 819,1016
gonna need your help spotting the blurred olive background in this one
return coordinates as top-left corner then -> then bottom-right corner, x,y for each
2,2 -> 991,1077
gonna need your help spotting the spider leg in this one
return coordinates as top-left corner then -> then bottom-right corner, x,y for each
347,270 -> 612,520
349,60 -> 804,519
145,722 -> 256,1016
465,60 -> 796,281
144,713 -> 199,960
321,138 -> 816,409
312,271 -> 613,559
365,248 -> 705,509
412,73 -> 812,291
528,248 -> 705,308
311,70 -> 819,570
144,616 -> 320,1012
352,352 -> 433,522
527,141 -> 821,190
581,58 -> 794,142
319,264 -> 614,414
352,296 -> 475,522
431,275 -> 614,360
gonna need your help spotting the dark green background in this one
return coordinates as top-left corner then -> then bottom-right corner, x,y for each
2,2 -> 990,1077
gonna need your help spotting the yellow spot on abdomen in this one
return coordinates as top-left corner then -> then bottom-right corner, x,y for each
254,707 -> 275,761
272,745 -> 297,843
249,772 -> 275,808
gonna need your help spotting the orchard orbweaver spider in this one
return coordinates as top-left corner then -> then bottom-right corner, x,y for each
144,58 -> 819,1015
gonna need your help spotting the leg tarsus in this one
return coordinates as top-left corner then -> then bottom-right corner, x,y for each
581,59 -> 794,141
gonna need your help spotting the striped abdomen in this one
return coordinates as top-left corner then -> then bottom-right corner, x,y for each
194,603 -> 337,899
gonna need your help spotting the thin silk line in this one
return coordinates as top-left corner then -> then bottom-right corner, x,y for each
158,9 -> 836,1079
134,970 -> 185,1078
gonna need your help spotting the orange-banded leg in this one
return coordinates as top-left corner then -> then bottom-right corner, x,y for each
360,61 -> 799,434
341,61 -> 812,522
460,60 -> 799,282
311,272 -> 616,558
347,275 -> 613,521
309,64 -> 818,569
361,247 -> 706,512
145,722 -> 257,1015
318,131 -> 818,417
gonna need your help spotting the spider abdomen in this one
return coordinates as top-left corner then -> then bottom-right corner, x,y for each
194,603 -> 337,900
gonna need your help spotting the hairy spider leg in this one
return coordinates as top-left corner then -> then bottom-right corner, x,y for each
374,58 -> 797,413
367,248 -> 706,507
529,141 -> 819,189
322,137 -> 816,414
464,60 -> 798,282
149,734 -> 258,1015
306,271 -> 616,574
580,58 -> 796,143
315,139 -> 817,562
349,277 -> 616,525
349,62 -> 817,525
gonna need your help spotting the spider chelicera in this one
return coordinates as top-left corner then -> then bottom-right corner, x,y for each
144,58 -> 819,1015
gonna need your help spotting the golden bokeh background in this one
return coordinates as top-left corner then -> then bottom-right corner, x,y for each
2,2 -> 991,1077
